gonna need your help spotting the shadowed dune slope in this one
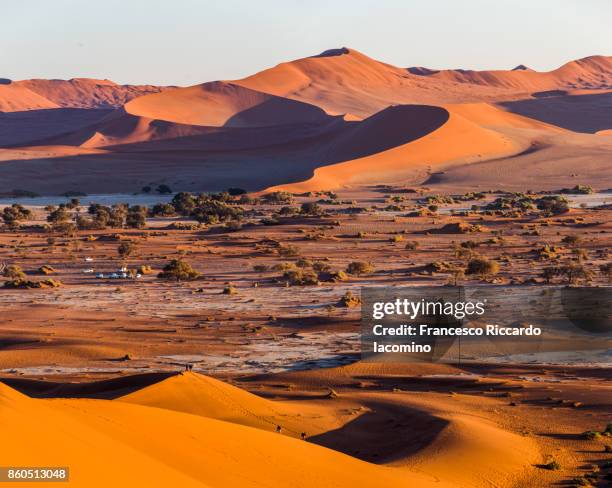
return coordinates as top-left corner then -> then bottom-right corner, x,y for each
0,380 -> 453,488
124,81 -> 330,127
500,91 -> 612,133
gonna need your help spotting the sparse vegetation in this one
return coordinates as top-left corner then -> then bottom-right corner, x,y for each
346,261 -> 375,276
157,259 -> 200,281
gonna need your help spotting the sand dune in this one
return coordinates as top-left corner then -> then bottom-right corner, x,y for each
121,372 -> 337,436
408,55 -> 612,93
124,81 -> 330,127
235,48 -> 517,117
0,50 -> 610,194
271,102 -> 547,192
0,78 -> 164,112
0,83 -> 59,112
1,377 -> 456,488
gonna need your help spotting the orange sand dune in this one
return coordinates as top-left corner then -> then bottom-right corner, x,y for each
408,55 -> 612,93
236,49 -> 611,117
1,378 -> 454,488
235,48 -> 514,117
0,83 -> 59,112
121,372 -> 337,436
0,78 -> 164,112
271,102 -> 553,192
124,81 -> 330,127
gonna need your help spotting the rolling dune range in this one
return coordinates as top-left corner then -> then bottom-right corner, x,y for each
0,48 -> 610,194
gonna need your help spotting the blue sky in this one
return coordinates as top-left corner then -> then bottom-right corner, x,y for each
3,0 -> 610,85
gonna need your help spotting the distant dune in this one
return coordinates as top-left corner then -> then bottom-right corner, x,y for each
407,55 -> 612,92
0,49 -> 610,194
0,78 -> 165,112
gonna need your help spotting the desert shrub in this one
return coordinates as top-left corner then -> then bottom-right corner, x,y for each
562,235 -> 582,247
424,261 -> 453,273
295,258 -> 313,268
222,283 -> 237,294
537,196 -> 569,215
583,431 -> 602,440
157,259 -> 200,281
2,264 -> 26,280
390,234 -> 404,243
300,202 -> 323,216
559,185 -> 594,195
2,204 -> 32,228
283,268 -> 319,286
312,261 -> 331,273
271,262 -> 296,272
4,278 -> 61,289
191,200 -> 243,224
227,188 -> 247,196
262,191 -> 294,205
38,265 -> 55,275
346,261 -> 375,276
466,256 -> 499,278
278,206 -> 297,216
277,244 -> 300,257
138,265 -> 153,274
537,244 -> 560,260
253,264 -> 269,273
338,291 -> 361,307
404,241 -> 419,250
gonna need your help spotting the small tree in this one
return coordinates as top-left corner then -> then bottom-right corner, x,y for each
561,235 -> 581,247
346,261 -> 375,276
126,205 -> 147,229
541,266 -> 560,284
447,265 -> 465,286
157,259 -> 200,281
572,248 -> 588,263
560,263 -> 591,284
600,262 -> 612,283
118,241 -> 136,259
47,206 -> 70,225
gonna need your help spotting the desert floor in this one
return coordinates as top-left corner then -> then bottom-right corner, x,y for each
0,187 -> 610,487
